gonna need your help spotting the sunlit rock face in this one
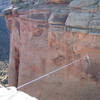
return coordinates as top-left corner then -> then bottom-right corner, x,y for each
5,0 -> 100,100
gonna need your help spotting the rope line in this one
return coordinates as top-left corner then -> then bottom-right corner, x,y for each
17,55 -> 89,89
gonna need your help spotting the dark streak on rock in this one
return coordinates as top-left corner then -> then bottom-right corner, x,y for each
7,20 -> 12,33
15,21 -> 20,36
53,55 -> 65,66
33,29 -> 43,37
14,46 -> 20,84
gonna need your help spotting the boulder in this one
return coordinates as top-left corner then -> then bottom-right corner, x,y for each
69,0 -> 98,8
48,12 -> 68,25
65,12 -> 91,29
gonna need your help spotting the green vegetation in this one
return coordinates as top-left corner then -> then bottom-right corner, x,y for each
18,3 -> 29,9
12,0 -> 20,4
11,0 -> 28,9
11,0 -> 25,4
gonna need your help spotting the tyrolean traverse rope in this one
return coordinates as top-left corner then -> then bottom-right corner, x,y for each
17,55 -> 90,89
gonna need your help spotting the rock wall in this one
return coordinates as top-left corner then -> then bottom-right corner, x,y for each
5,0 -> 100,100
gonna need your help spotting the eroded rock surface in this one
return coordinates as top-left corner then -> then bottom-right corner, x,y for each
4,0 -> 100,100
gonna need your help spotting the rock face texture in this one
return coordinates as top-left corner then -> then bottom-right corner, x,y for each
5,0 -> 100,100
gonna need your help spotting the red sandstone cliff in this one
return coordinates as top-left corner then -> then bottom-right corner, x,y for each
4,0 -> 100,100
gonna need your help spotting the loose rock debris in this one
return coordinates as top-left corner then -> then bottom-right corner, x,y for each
0,61 -> 8,87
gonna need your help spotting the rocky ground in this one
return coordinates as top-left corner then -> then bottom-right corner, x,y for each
0,61 -> 8,87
